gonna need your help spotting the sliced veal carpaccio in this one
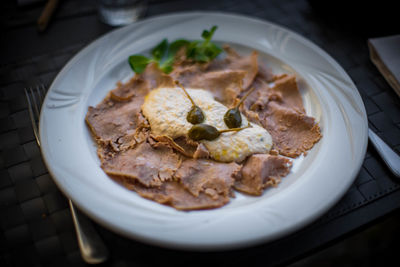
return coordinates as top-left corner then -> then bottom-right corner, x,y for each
86,96 -> 146,150
149,135 -> 210,159
110,76 -> 149,101
170,46 -> 259,105
206,49 -> 259,90
269,74 -> 305,113
261,102 -> 321,157
234,154 -> 292,196
172,68 -> 247,106
174,158 -> 241,198
240,75 -> 271,116
124,180 -> 230,210
99,141 -> 182,187
106,143 -> 238,210
86,63 -> 174,151
139,62 -> 175,89
241,73 -> 322,157
192,143 -> 210,159
225,50 -> 258,90
240,74 -> 304,119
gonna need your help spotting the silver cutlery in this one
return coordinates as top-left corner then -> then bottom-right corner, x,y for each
25,85 -> 109,264
368,128 -> 400,178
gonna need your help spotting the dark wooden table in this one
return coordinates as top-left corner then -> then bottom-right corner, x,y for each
1,0 -> 400,266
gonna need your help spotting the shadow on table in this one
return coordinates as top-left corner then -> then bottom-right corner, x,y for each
289,207 -> 400,267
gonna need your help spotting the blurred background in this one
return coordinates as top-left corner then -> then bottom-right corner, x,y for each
1,0 -> 399,64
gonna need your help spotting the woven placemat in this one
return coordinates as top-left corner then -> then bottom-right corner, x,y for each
1,0 -> 400,266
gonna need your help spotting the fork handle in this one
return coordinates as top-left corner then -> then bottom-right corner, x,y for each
368,128 -> 400,178
69,200 -> 109,264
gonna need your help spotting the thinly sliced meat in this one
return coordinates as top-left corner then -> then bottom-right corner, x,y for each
241,74 -> 304,115
223,45 -> 240,59
110,76 -> 149,101
234,154 -> 292,196
238,75 -> 271,125
171,46 -> 258,105
124,180 -> 230,210
226,51 -> 258,89
100,142 -> 182,187
261,102 -> 321,158
139,62 -> 175,89
172,136 -> 200,156
86,63 -> 174,150
86,96 -> 145,150
149,135 -> 194,158
269,74 -> 305,113
241,76 -> 270,110
110,62 -> 174,101
193,143 -> 210,159
169,64 -> 203,86
116,126 -> 149,151
241,73 -> 321,157
183,70 -> 246,106
175,159 -> 240,197
149,135 -> 209,159
257,65 -> 276,83
205,49 -> 258,89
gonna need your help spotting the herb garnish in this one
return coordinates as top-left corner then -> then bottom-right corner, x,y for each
128,26 -> 222,74
128,39 -> 188,74
186,26 -> 223,62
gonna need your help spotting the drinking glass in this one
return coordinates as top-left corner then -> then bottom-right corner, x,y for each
97,0 -> 147,26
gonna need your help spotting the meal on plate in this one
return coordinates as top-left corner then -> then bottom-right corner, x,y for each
85,26 -> 322,210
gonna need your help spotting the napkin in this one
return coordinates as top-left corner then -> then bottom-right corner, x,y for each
368,35 -> 400,98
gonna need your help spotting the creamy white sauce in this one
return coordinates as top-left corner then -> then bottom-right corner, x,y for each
142,87 -> 272,162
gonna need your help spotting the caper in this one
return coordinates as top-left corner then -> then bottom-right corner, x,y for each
224,107 -> 242,128
187,105 -> 205,124
188,124 -> 220,141
224,86 -> 256,128
176,81 -> 205,124
188,123 -> 251,141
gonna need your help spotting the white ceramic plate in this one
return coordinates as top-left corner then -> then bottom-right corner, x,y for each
40,12 -> 368,250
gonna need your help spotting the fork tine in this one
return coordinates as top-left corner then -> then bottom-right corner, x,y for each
39,84 -> 46,103
36,85 -> 43,106
24,88 -> 41,146
37,84 -> 47,105
29,86 -> 41,120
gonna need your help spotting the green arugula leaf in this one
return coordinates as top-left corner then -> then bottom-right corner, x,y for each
186,25 -> 222,62
159,39 -> 190,73
205,42 -> 223,58
151,39 -> 168,61
128,55 -> 152,74
129,38 -> 180,74
201,25 -> 217,42
194,50 -> 209,62
128,26 -> 221,74
168,39 -> 190,58
186,40 -> 200,59
159,63 -> 173,74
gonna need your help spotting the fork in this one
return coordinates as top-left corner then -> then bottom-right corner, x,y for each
25,85 -> 109,264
